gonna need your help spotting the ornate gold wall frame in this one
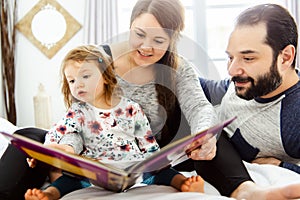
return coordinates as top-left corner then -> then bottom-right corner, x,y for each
15,0 -> 82,59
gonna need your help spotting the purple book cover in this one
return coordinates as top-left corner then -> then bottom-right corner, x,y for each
0,116 -> 236,192
0,132 -> 128,192
127,117 -> 236,174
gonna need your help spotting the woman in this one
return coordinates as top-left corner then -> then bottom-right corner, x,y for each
0,0 -> 216,199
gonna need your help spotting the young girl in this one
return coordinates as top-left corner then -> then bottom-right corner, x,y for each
24,45 -> 204,200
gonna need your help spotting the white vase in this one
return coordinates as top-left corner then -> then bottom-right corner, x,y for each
33,83 -> 52,129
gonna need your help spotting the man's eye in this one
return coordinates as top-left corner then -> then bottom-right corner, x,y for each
227,56 -> 233,62
244,57 -> 254,61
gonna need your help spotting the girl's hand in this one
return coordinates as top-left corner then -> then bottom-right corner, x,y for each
26,158 -> 37,168
46,143 -> 75,154
188,134 -> 217,160
26,143 -> 75,168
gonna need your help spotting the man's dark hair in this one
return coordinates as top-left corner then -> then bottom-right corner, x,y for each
236,4 -> 298,68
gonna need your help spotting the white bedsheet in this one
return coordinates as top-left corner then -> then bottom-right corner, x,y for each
62,162 -> 300,200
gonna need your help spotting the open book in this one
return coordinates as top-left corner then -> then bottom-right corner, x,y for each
0,117 -> 236,192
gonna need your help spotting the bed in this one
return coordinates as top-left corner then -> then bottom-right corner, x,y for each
61,163 -> 300,200
1,118 -> 300,199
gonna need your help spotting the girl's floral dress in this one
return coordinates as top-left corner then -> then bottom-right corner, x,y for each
45,97 -> 160,165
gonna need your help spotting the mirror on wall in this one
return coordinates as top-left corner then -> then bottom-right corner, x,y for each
15,0 -> 82,59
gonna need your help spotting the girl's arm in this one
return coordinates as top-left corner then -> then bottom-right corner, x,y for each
44,104 -> 84,155
27,143 -> 75,168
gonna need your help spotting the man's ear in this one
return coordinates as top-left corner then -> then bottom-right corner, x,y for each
279,44 -> 295,69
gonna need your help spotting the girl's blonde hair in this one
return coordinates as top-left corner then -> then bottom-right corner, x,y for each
60,45 -> 118,108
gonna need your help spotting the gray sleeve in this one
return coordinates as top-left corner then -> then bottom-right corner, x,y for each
59,133 -> 84,155
176,58 -> 218,134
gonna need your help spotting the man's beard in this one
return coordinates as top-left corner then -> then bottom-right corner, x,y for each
232,60 -> 282,100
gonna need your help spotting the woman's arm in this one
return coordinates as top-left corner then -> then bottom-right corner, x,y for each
175,58 -> 218,134
175,58 -> 219,160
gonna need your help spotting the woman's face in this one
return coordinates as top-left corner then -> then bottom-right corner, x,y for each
129,13 -> 171,67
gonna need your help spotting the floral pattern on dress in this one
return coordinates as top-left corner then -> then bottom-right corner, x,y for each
45,97 -> 160,163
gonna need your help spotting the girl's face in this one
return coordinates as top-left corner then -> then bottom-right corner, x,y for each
64,60 -> 106,106
129,13 -> 171,67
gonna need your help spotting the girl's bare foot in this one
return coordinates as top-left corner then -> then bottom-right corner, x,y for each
24,188 -> 49,200
25,187 -> 60,200
232,181 -> 300,200
181,175 -> 204,193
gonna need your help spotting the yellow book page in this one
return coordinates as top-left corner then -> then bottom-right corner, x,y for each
22,147 -> 97,180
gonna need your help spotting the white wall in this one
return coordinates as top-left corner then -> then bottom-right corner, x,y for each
15,0 -> 86,127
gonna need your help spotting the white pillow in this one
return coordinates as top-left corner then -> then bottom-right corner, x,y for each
0,118 -> 19,158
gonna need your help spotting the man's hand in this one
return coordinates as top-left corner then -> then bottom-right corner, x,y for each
188,134 -> 217,160
252,157 -> 281,166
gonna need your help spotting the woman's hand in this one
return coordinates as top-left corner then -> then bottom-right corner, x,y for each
188,134 -> 217,160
